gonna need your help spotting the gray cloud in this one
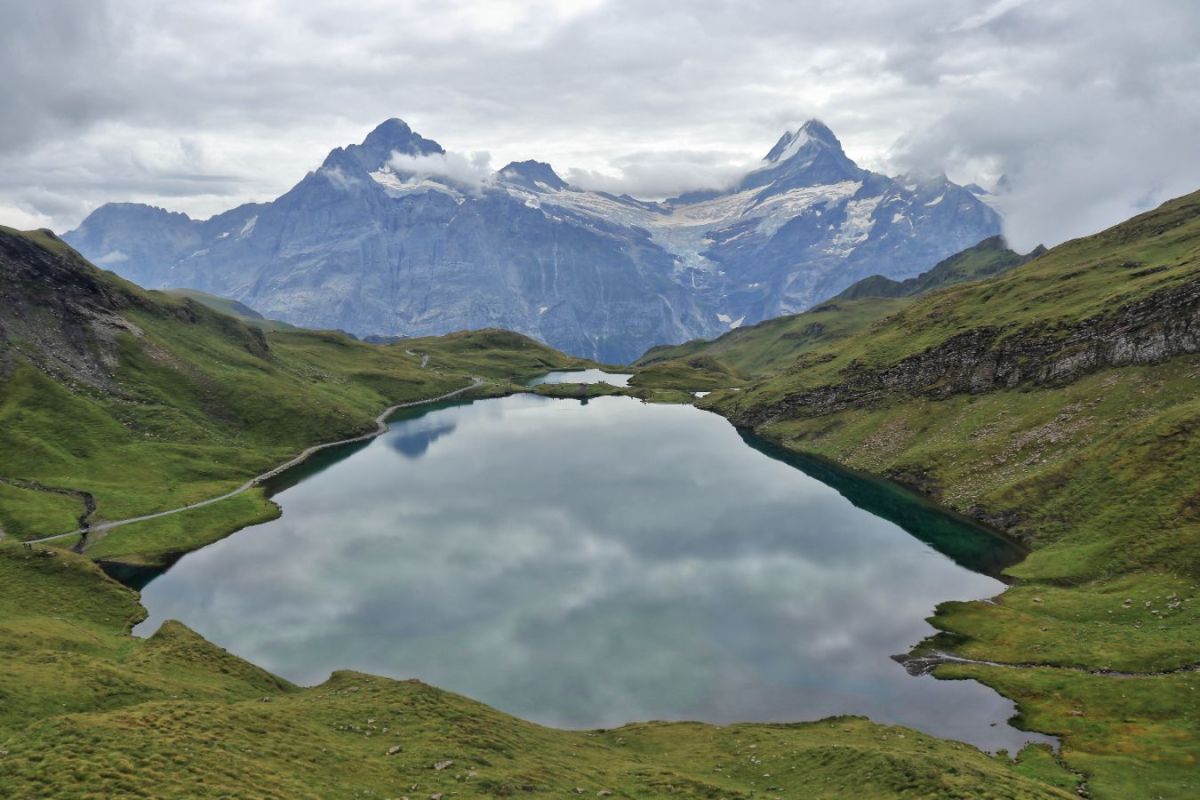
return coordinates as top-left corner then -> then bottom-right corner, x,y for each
567,150 -> 754,199
0,0 -> 1196,249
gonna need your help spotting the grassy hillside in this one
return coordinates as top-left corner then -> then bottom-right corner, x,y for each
719,191 -> 1200,409
161,287 -> 299,331
653,191 -> 1200,798
835,235 -> 1039,301
0,228 -> 1088,798
630,235 -> 1037,390
0,225 -> 587,556
633,298 -> 910,389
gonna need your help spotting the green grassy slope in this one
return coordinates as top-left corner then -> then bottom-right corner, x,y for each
630,235 -> 1035,391
721,191 -> 1200,408
0,225 -> 586,557
160,287 -> 299,331
835,235 -> 1038,300
0,229 -> 1084,798
0,480 -> 85,539
632,298 -> 910,389
662,191 -> 1200,798
0,226 -> 602,566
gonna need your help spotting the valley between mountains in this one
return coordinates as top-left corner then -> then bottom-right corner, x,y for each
0,188 -> 1198,799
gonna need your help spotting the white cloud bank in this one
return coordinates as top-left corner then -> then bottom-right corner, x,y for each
0,0 -> 1196,251
567,150 -> 754,199
388,150 -> 495,194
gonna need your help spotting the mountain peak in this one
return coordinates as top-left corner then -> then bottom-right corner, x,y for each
498,160 -> 567,191
764,118 -> 842,163
740,119 -> 862,192
363,117 -> 412,143
799,118 -> 839,145
323,118 -> 445,173
361,118 -> 443,158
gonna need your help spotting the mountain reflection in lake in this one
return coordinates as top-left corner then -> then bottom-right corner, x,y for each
134,394 -> 1053,753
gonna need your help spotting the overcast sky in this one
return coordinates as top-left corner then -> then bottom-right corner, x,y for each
1,0 -> 1197,250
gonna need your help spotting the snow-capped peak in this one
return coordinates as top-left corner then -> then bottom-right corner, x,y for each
361,118 -> 444,158
765,129 -> 811,163
497,160 -> 568,192
323,118 -> 446,174
764,119 -> 841,163
740,119 -> 862,192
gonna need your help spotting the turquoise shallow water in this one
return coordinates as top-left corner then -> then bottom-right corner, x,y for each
134,394 -> 1054,752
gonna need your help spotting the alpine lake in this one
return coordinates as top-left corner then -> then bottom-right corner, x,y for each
129,371 -> 1055,753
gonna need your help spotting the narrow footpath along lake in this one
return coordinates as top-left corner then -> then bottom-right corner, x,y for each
134,391 -> 1055,753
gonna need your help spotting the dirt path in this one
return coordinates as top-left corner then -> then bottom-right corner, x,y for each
26,377 -> 483,546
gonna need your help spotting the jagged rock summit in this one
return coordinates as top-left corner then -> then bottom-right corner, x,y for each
744,119 -> 865,191
64,118 -> 1000,362
498,160 -> 569,192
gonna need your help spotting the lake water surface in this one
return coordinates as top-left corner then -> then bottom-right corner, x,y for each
134,393 -> 1053,753
526,369 -> 633,386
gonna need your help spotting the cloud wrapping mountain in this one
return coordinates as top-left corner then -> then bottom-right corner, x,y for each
64,119 -> 999,362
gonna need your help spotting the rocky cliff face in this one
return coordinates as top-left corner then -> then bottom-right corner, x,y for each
0,228 -> 142,389
64,119 -> 1000,363
0,227 -> 268,392
732,275 -> 1200,426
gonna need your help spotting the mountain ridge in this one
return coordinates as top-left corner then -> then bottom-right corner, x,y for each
64,118 -> 1001,362
834,235 -> 1042,301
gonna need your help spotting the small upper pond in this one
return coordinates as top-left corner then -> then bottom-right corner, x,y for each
526,369 -> 633,387
133,393 -> 1053,753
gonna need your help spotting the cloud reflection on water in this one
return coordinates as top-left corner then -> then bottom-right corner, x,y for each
136,395 -> 1053,752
